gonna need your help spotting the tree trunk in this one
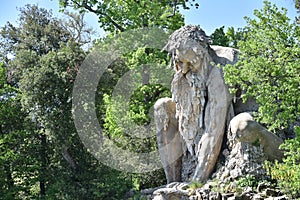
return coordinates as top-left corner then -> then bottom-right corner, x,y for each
62,144 -> 78,171
5,164 -> 14,191
40,133 -> 47,197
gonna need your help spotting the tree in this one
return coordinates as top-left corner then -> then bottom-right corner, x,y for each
296,0 -> 300,10
225,27 -> 247,48
210,26 -> 229,46
59,0 -> 200,189
58,0 -> 199,32
223,1 -> 299,197
0,62 -> 40,199
1,4 -> 133,199
224,0 -> 299,132
1,5 -> 70,58
294,0 -> 300,23
210,26 -> 247,48
61,11 -> 95,47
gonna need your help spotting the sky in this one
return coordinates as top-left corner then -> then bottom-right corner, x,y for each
0,0 -> 298,37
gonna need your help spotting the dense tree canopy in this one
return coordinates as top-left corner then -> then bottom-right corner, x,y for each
223,2 -> 299,196
224,1 -> 299,132
59,0 -> 199,32
0,62 -> 37,199
0,5 -> 134,199
58,0 -> 199,191
210,26 -> 229,47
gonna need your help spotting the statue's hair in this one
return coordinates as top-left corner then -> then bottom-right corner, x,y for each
163,25 -> 210,51
163,25 -> 218,62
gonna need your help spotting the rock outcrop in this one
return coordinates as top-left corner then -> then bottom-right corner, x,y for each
212,112 -> 284,184
140,182 -> 288,200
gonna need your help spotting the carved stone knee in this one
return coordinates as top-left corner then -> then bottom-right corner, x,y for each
229,112 -> 284,161
154,98 -> 182,183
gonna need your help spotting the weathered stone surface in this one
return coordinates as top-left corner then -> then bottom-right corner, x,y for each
158,25 -> 235,182
154,25 -> 286,192
227,196 -> 242,200
229,112 -> 284,161
275,195 -> 288,200
152,182 -> 190,200
154,98 -> 183,183
241,191 -> 253,200
213,140 -> 266,183
140,181 -> 290,200
222,193 -> 235,199
265,196 -> 288,200
253,194 -> 264,200
209,191 -> 222,200
233,96 -> 259,115
212,112 -> 284,183
257,182 -> 269,193
265,188 -> 280,197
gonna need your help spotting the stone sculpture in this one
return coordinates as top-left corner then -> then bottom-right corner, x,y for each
229,112 -> 284,161
154,98 -> 182,183
154,25 -> 284,184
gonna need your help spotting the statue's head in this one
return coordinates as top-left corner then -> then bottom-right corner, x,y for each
163,25 -> 212,74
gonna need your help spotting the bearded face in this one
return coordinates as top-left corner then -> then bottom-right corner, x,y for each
173,45 -> 208,75
162,25 -> 211,75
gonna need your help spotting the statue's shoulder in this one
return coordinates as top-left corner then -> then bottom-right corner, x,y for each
210,45 -> 239,65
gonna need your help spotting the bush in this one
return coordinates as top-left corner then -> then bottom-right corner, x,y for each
265,126 -> 300,198
236,175 -> 259,188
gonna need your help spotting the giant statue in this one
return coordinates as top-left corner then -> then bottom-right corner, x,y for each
154,25 -> 283,184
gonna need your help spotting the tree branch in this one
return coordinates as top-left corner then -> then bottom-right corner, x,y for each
62,144 -> 78,171
71,0 -> 125,32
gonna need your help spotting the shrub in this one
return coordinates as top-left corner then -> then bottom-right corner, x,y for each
265,126 -> 300,198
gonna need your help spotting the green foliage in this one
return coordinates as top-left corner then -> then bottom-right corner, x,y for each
103,94 -> 124,139
221,2 -> 300,197
64,0 -> 186,190
225,27 -> 247,48
222,1 -> 299,197
265,126 -> 300,198
58,0 -> 199,32
236,175 -> 259,188
189,180 -> 203,190
0,4 -> 71,58
0,0 -> 201,198
103,90 -> 167,189
210,26 -> 229,47
210,26 -> 247,48
223,0 -> 300,132
295,0 -> 300,12
0,63 -> 40,199
130,84 -> 171,124
0,5 -> 135,199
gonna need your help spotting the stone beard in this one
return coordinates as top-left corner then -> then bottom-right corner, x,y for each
172,45 -> 211,157
171,42 -> 232,181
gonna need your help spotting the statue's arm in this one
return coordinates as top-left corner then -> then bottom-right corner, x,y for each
193,67 -> 232,181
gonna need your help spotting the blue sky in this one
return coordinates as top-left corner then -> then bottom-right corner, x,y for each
0,0 -> 298,36
182,0 -> 297,34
